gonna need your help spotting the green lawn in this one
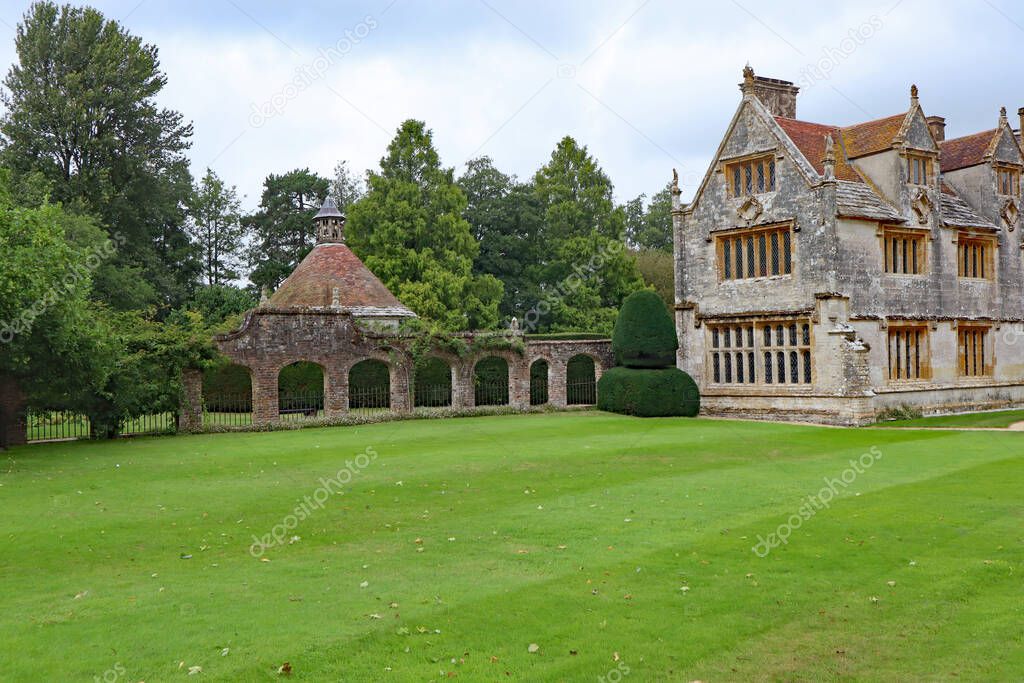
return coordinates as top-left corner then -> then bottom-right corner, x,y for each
1,412 -> 1021,681
876,408 -> 1024,429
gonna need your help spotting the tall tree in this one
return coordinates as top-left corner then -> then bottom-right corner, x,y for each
330,160 -> 365,213
530,137 -> 644,333
0,1 -> 195,309
459,156 -> 544,322
624,183 -> 673,251
347,120 -> 502,331
187,168 -> 244,286
245,168 -> 330,292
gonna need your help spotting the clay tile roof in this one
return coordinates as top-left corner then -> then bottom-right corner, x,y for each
840,113 -> 907,159
940,130 -> 997,172
266,243 -> 416,317
774,117 -> 861,181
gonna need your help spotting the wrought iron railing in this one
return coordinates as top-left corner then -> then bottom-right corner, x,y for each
26,410 -> 90,442
566,378 -> 597,405
475,380 -> 509,406
349,385 -> 390,414
119,412 -> 176,436
530,377 -> 548,405
414,384 -> 452,408
203,393 -> 253,427
278,391 -> 325,421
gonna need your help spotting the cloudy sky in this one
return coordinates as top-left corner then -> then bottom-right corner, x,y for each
0,0 -> 1021,209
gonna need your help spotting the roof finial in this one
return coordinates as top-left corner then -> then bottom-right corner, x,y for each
822,134 -> 836,182
999,106 -> 1008,123
314,196 -> 346,244
910,84 -> 919,103
671,168 -> 680,194
741,64 -> 755,94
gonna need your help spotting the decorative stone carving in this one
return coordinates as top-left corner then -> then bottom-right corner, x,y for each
736,195 -> 763,223
911,189 -> 932,225
1001,198 -> 1018,231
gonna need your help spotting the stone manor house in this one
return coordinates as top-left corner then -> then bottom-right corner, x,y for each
672,67 -> 1024,424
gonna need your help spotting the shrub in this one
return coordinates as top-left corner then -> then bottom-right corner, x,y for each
597,367 -> 699,417
612,290 -> 677,368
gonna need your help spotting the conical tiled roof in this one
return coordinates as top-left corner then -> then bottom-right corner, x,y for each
265,243 -> 416,318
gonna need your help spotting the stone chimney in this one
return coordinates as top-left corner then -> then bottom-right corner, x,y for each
926,116 -> 946,142
739,65 -> 799,119
1018,107 -> 1024,145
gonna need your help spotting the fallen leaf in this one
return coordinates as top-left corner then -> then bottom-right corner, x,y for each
188,665 -> 202,675
613,652 -> 620,662
527,643 -> 540,654
278,661 -> 292,675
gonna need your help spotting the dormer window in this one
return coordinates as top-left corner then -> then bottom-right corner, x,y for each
996,165 -> 1020,196
906,153 -> 932,186
727,154 -> 776,197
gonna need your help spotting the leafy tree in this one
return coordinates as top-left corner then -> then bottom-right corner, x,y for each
347,120 -> 502,331
245,168 -> 329,292
330,160 -> 365,213
0,1 -> 196,309
458,156 -> 544,322
624,183 -> 673,251
185,284 -> 255,327
633,248 -> 674,308
187,168 -> 244,286
530,136 -> 644,333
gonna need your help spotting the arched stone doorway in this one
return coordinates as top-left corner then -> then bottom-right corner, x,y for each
566,354 -> 597,405
414,357 -> 453,407
278,361 -> 325,420
349,359 -> 391,413
529,359 -> 549,405
474,356 -> 509,406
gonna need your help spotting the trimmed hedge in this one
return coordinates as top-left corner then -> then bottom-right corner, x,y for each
612,290 -> 678,368
597,367 -> 699,417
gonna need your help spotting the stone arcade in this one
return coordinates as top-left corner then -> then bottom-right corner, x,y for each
180,198 -> 613,430
672,67 -> 1024,425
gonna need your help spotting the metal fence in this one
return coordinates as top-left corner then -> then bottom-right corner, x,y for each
415,384 -> 452,408
475,380 -> 509,406
26,410 -> 91,442
278,391 -> 325,421
530,377 -> 548,405
203,393 -> 253,427
26,410 -> 176,442
349,385 -> 390,414
566,378 -> 597,405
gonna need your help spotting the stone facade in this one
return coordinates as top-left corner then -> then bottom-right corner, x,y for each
674,67 -> 1024,425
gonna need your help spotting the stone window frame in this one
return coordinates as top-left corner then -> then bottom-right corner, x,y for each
880,226 -> 929,276
956,322 -> 994,378
903,150 -> 935,187
722,151 -> 778,198
706,318 -> 813,387
885,322 -> 932,382
955,231 -> 997,281
714,222 -> 794,282
994,163 -> 1021,197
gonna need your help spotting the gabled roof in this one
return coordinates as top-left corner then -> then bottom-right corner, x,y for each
940,129 -> 998,172
266,243 -> 416,317
841,113 -> 909,159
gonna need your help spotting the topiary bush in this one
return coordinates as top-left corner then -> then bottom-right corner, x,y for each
612,290 -> 678,368
598,288 -> 700,417
597,367 -> 699,417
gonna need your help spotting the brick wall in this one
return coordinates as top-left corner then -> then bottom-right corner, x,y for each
0,375 -> 27,448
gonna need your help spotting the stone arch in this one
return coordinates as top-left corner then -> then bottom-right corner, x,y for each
566,354 -> 597,405
349,358 -> 391,412
529,358 -> 550,405
278,361 -> 325,420
474,356 -> 510,406
202,362 -> 253,426
414,356 -> 453,407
